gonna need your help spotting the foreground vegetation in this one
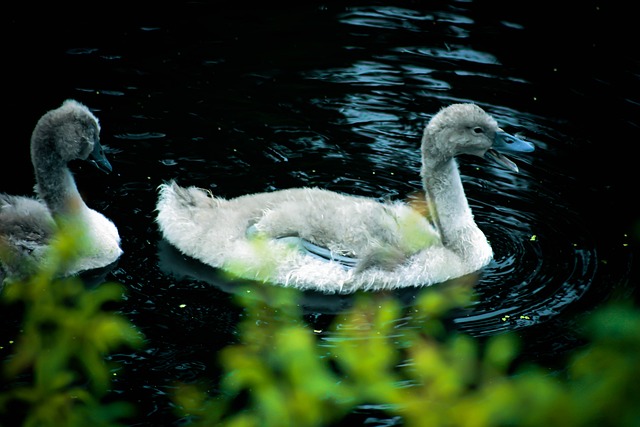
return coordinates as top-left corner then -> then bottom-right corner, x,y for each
1,233 -> 638,426
175,284 -> 640,427
0,229 -> 143,427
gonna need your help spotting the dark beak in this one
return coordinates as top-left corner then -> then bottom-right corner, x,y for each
89,139 -> 113,174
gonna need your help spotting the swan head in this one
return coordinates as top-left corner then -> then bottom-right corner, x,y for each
422,103 -> 534,172
31,99 -> 113,173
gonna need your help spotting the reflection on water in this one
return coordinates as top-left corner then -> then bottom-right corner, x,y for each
3,2 -> 637,426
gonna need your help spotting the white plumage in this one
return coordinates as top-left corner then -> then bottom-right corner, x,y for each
156,103 -> 534,294
0,100 -> 122,285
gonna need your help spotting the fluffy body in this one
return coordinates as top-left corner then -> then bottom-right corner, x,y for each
0,100 -> 122,284
156,103 -> 532,294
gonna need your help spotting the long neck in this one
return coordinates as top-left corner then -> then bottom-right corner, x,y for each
32,138 -> 86,217
422,158 -> 475,246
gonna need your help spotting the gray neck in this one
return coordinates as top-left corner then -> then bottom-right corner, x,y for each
422,158 -> 474,245
32,140 -> 85,216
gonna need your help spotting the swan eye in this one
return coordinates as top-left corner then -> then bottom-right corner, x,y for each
472,127 -> 484,134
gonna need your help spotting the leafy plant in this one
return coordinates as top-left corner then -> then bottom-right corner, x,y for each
2,226 -> 638,427
0,228 -> 143,427
173,280 -> 640,427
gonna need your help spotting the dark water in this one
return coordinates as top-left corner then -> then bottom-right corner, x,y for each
3,1 -> 639,425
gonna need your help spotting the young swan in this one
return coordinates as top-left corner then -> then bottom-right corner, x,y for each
0,100 -> 123,285
156,104 -> 534,294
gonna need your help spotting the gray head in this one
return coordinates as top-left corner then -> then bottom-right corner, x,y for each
30,99 -> 112,173
422,103 -> 534,172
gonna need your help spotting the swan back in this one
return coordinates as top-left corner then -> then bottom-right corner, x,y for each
155,103 -> 534,293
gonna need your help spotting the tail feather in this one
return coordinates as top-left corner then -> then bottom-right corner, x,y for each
156,180 -> 222,256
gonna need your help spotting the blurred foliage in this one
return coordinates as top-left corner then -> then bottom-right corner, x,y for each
174,280 -> 640,427
0,226 -> 143,427
2,225 -> 639,427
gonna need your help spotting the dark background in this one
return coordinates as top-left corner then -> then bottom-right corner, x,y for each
2,1 -> 638,425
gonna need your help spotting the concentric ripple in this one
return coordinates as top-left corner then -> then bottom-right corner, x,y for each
454,166 -> 599,336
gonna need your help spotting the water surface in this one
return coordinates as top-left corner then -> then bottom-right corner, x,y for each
2,2 -> 638,425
